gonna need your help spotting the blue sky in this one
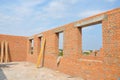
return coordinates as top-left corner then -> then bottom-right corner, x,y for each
0,0 -> 119,50
82,24 -> 102,50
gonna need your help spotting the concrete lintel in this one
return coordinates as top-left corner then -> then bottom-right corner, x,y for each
54,28 -> 64,33
75,14 -> 107,27
29,36 -> 34,40
37,34 -> 43,37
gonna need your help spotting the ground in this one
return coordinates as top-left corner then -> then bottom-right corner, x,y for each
0,62 -> 83,80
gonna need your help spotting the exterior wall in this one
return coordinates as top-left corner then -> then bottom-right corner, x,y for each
26,36 -> 38,63
26,8 -> 120,80
0,8 -> 119,80
102,9 -> 120,80
0,34 -> 28,61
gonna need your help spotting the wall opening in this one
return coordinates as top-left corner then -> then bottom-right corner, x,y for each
56,32 -> 64,56
29,39 -> 34,54
38,37 -> 42,54
38,36 -> 45,67
82,24 -> 102,56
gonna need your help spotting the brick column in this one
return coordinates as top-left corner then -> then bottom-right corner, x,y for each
64,23 -> 82,59
102,10 -> 120,79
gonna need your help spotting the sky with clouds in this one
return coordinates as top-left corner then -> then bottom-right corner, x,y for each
0,0 -> 119,50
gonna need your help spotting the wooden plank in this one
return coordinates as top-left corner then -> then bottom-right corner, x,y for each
1,41 -> 4,63
5,41 -> 8,63
36,37 -> 46,68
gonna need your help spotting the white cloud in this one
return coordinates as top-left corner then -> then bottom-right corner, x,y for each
0,0 -> 79,28
78,10 -> 105,18
9,0 -> 45,17
0,0 -> 46,28
0,13 -> 22,26
37,0 -> 80,19
28,0 -> 81,34
0,0 -> 116,36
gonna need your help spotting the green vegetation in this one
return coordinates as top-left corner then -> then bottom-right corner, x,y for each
83,50 -> 93,55
58,49 -> 63,56
89,50 -> 93,53
83,52 -> 90,55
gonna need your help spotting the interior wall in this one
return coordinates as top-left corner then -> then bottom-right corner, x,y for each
0,34 -> 28,62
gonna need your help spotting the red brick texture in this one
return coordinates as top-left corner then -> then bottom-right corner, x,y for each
0,34 -> 28,61
0,8 -> 119,80
27,8 -> 120,80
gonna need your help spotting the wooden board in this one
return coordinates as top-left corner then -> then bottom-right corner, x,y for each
5,41 -> 8,63
1,41 -> 4,63
36,38 -> 46,68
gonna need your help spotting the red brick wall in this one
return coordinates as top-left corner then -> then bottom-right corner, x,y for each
1,8 -> 119,80
26,8 -> 120,80
0,34 -> 28,62
26,35 -> 40,63
102,8 -> 120,80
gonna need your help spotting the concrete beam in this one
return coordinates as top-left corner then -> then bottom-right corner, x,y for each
74,14 -> 107,27
37,34 -> 43,37
54,27 -> 64,33
29,36 -> 34,40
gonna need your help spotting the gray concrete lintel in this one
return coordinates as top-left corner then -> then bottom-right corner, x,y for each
29,36 -> 34,40
74,14 -> 107,27
54,28 -> 64,33
37,34 -> 43,37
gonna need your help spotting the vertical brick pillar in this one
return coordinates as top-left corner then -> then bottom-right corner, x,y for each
42,31 -> 59,69
34,35 -> 42,55
27,38 -> 30,54
64,23 -> 82,59
102,10 -> 120,79
54,33 -> 59,55
43,31 -> 59,55
27,36 -> 38,63
34,35 -> 40,55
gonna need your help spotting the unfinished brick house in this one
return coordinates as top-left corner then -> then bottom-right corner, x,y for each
0,8 -> 120,80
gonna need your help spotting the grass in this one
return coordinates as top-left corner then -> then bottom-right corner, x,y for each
58,49 -> 63,56
82,50 -> 93,55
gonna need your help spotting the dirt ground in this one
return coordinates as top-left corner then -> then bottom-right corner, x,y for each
0,62 -> 83,80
